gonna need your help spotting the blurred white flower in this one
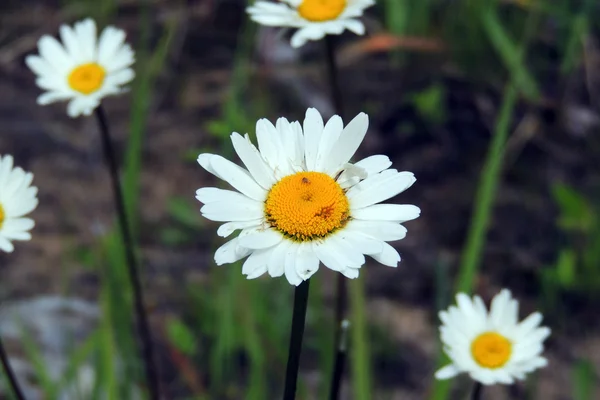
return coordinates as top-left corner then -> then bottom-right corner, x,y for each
196,107 -> 419,285
247,0 -> 375,48
0,155 -> 39,253
436,289 -> 551,385
26,18 -> 135,118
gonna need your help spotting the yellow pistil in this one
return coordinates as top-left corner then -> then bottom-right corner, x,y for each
68,63 -> 106,94
265,171 -> 349,241
297,0 -> 347,22
0,204 -> 4,228
471,332 -> 512,369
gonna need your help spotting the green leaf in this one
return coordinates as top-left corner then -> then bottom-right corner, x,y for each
481,8 -> 540,100
166,318 -> 198,356
572,359 -> 595,400
167,197 -> 204,229
410,84 -> 446,124
555,249 -> 577,288
551,183 -> 594,231
20,326 -> 58,398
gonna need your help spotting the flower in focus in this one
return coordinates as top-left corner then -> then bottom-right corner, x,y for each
196,107 -> 420,285
0,155 -> 39,253
436,289 -> 551,385
26,18 -> 135,118
247,0 -> 375,48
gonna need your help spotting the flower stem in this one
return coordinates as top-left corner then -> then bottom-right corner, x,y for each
328,318 -> 350,399
324,35 -> 350,400
328,274 -> 348,400
454,83 -> 518,294
0,338 -> 25,400
94,106 -> 160,400
283,280 -> 311,400
324,36 -> 344,115
470,382 -> 483,400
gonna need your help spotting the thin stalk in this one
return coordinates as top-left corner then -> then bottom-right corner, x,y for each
328,319 -> 350,400
94,106 -> 160,400
324,36 -> 344,114
454,83 -> 518,293
283,280 -> 311,400
0,338 -> 25,400
324,34 -> 351,400
349,277 -> 372,399
470,382 -> 483,400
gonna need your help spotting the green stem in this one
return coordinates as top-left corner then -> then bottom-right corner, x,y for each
455,83 -> 518,294
349,276 -> 372,399
283,280 -> 311,400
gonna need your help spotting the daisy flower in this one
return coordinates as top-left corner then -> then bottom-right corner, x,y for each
436,289 -> 551,385
26,18 -> 135,118
196,108 -> 420,286
0,155 -> 39,253
247,0 -> 375,48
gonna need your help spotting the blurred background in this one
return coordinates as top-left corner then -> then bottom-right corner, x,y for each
1,0 -> 600,399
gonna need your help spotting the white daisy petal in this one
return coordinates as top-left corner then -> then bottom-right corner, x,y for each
214,238 -> 251,265
346,220 -> 407,241
369,242 -> 400,267
256,119 -> 283,170
352,204 -> 421,222
355,155 -> 393,175
0,237 -> 15,253
315,115 -> 344,171
340,267 -> 359,279
37,91 -> 74,106
337,228 -> 383,255
348,171 -> 416,209
231,132 -> 276,189
312,240 -> 346,272
106,46 -> 135,72
38,35 -> 74,74
200,201 -> 264,222
276,118 -> 304,174
97,26 -> 127,67
268,240 -> 293,278
341,19 -> 365,35
290,28 -> 315,48
295,243 -> 319,280
242,248 -> 271,278
303,108 -> 325,171
324,112 -> 369,174
217,220 -> 263,238
196,187 -> 246,204
210,155 -> 268,201
59,25 -> 83,62
489,289 -> 512,328
238,229 -> 283,250
74,19 -> 97,60
25,55 -> 56,77
513,312 -> 543,339
104,68 -> 135,88
435,364 -> 461,380
285,245 -> 303,286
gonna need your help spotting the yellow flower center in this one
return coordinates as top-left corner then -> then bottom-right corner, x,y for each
297,0 -> 347,22
0,204 -> 4,228
265,171 -> 350,241
471,332 -> 512,369
68,63 -> 106,94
